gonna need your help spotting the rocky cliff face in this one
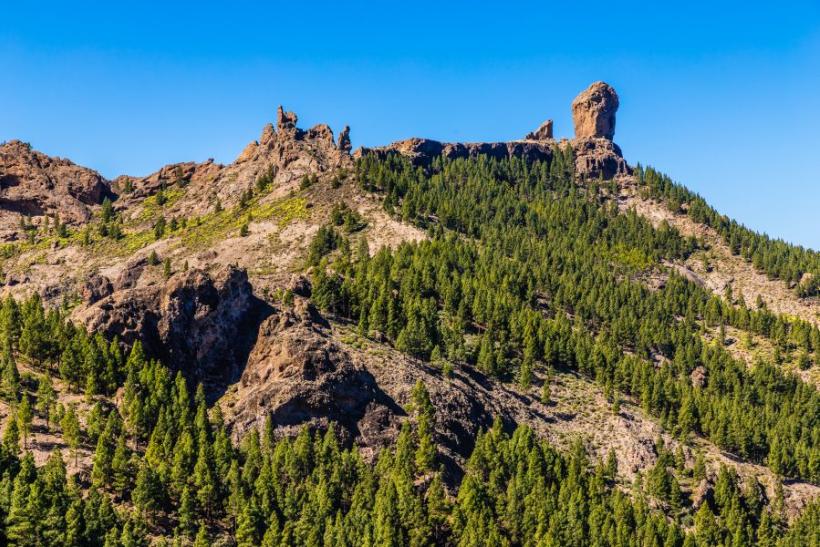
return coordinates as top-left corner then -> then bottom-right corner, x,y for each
224,296 -> 405,452
0,140 -> 113,238
567,81 -> 629,178
76,265 -> 265,389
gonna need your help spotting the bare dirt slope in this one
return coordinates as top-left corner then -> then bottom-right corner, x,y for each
617,180 -> 819,328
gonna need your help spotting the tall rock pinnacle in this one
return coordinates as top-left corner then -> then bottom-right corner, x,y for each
571,82 -> 619,140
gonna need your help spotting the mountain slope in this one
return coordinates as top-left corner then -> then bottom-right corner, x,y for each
0,82 -> 817,545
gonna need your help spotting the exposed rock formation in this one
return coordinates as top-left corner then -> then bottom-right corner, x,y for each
81,273 -> 113,304
76,265 -> 265,388
571,81 -> 619,140
224,297 -> 404,451
572,138 -> 630,180
338,125 -> 352,153
525,119 -> 554,141
306,124 -> 335,146
112,159 -> 223,200
358,138 -> 554,168
114,106 -> 353,221
360,83 -> 630,179
0,140 -> 113,236
277,106 -> 299,135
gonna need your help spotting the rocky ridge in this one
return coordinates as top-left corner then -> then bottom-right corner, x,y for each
0,140 -> 113,239
359,81 -> 630,180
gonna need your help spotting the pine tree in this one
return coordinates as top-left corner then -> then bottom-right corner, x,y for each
17,394 -> 32,450
35,374 -> 57,429
101,197 -> 114,223
3,413 -> 20,454
60,405 -> 81,466
193,440 -> 217,519
91,428 -> 115,489
540,381 -> 551,405
193,523 -> 210,547
133,463 -> 162,516
111,433 -> 132,494
5,475 -> 33,545
2,349 -> 20,401
178,485 -> 197,537
235,501 -> 261,547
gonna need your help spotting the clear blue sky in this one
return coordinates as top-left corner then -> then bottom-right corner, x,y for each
2,2 -> 819,249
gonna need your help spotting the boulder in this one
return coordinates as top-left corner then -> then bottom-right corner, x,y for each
572,82 -> 619,140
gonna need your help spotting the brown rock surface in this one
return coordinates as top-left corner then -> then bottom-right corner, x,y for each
337,125 -> 352,153
525,119 -> 554,141
0,140 -> 113,235
76,265 -> 263,388
572,137 -> 631,179
113,159 -> 222,200
81,272 -> 113,304
572,81 -> 619,140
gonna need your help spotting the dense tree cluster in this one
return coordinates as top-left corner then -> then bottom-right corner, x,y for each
0,315 -> 813,547
636,166 -> 820,297
309,152 -> 820,482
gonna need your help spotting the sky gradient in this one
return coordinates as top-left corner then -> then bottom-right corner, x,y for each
2,2 -> 819,249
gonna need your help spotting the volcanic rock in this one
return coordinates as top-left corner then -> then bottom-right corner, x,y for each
525,119 -> 554,141
81,273 -> 113,304
572,81 -> 619,140
359,138 -> 554,168
113,159 -> 222,199
571,137 -> 630,179
277,106 -> 299,135
76,265 -> 263,388
0,140 -> 113,232
338,125 -> 352,153
224,297 -> 403,449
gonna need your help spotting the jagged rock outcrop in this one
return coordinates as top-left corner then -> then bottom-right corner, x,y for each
277,106 -> 299,135
112,159 -> 222,200
306,124 -> 335,146
224,297 -> 404,449
115,106 -> 353,221
0,140 -> 113,237
221,296 -> 567,474
226,106 -> 350,189
572,81 -> 619,140
525,119 -> 554,141
76,265 -> 264,387
338,125 -> 352,153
